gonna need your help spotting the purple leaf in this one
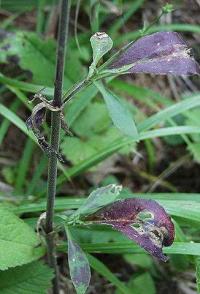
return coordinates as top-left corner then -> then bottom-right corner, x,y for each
26,103 -> 46,130
110,32 -> 200,75
68,237 -> 91,294
86,198 -> 174,262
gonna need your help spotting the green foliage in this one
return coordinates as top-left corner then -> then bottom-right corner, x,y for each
0,205 -> 44,270
0,261 -> 53,294
95,81 -> 138,138
116,272 -> 156,294
0,31 -> 85,87
72,184 -> 122,217
61,101 -> 132,165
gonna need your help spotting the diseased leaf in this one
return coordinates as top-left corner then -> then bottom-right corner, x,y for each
67,232 -> 91,294
95,81 -> 138,138
86,198 -> 174,261
0,31 -> 84,86
26,103 -> 46,130
109,32 -> 200,75
73,184 -> 122,217
0,261 -> 53,294
0,205 -> 44,270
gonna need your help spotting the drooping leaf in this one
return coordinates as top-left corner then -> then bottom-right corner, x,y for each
0,261 -> 53,294
67,231 -> 91,294
73,184 -> 122,218
109,32 -> 200,75
0,205 -> 44,270
86,198 -> 175,261
95,81 -> 138,138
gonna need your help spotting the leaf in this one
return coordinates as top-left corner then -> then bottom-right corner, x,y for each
0,31 -> 84,87
73,184 -> 122,217
0,205 -> 44,270
67,230 -> 91,294
90,32 -> 113,67
61,101 -> 132,165
110,32 -> 200,75
95,81 -> 138,138
0,261 -> 53,294
116,272 -> 156,294
86,198 -> 175,261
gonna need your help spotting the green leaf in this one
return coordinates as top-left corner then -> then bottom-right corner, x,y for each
0,205 -> 44,270
90,32 -> 113,67
62,101 -> 132,165
73,184 -> 122,217
0,31 -> 84,87
95,81 -> 138,138
0,261 -> 53,294
0,32 -> 59,86
67,228 -> 91,294
116,272 -> 156,294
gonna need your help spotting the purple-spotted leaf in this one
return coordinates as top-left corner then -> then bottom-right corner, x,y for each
109,32 -> 200,75
68,236 -> 91,294
86,198 -> 175,262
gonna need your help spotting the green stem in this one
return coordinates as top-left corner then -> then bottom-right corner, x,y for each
45,0 -> 70,293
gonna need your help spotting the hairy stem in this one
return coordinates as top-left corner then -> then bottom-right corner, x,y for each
45,0 -> 70,293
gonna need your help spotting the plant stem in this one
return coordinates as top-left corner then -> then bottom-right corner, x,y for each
45,0 -> 70,293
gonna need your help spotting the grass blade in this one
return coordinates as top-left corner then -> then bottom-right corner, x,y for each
87,254 -> 132,294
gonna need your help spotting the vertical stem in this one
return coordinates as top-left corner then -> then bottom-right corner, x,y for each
45,0 -> 70,293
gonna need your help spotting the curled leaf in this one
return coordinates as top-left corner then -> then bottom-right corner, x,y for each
86,198 -> 174,261
109,32 -> 200,75
26,102 -> 46,130
88,32 -> 113,78
90,32 -> 113,66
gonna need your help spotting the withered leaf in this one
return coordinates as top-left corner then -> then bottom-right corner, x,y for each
86,198 -> 175,261
110,32 -> 200,75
